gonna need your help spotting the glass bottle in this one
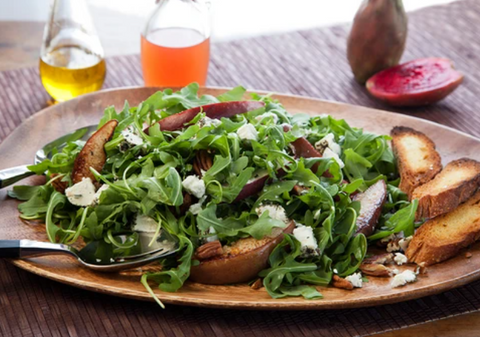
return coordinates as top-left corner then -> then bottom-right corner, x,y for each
39,0 -> 106,102
141,0 -> 211,87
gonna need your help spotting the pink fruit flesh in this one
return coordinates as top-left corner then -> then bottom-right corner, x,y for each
146,101 -> 265,132
366,58 -> 463,107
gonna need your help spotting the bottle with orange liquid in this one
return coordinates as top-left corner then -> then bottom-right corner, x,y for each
141,0 -> 211,87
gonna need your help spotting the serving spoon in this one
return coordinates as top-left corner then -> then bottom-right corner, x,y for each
0,230 -> 179,272
0,125 -> 98,189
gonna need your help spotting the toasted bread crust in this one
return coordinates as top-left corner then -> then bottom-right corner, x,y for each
412,158 -> 480,220
391,126 -> 442,197
406,190 -> 480,266
72,120 -> 118,184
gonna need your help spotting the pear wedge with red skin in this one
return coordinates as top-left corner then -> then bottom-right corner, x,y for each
72,120 -> 118,184
146,101 -> 265,132
366,58 -> 464,107
352,180 -> 387,236
190,221 -> 295,285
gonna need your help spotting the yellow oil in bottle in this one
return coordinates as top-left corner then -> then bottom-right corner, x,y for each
39,45 -> 106,102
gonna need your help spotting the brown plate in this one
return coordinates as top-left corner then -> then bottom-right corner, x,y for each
1,87 -> 480,310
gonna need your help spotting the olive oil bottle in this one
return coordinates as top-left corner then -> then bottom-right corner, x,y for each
40,0 -> 105,102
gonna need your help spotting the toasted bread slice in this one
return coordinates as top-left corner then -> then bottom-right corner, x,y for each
406,190 -> 480,266
391,126 -> 442,197
412,158 -> 480,220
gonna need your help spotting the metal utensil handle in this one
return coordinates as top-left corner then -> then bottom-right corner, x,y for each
0,165 -> 36,189
0,240 -> 76,258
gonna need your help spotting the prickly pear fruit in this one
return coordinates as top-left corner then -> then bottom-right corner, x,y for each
347,0 -> 408,84
366,58 -> 463,107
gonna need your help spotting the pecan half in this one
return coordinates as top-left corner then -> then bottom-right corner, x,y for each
193,150 -> 213,177
251,278 -> 263,290
50,173 -> 68,194
363,253 -> 394,265
332,275 -> 354,290
360,263 -> 392,277
195,240 -> 223,260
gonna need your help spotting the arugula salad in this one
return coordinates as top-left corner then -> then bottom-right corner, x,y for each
9,84 -> 417,304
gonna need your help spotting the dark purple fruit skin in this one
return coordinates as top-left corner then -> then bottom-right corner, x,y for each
145,101 -> 265,133
366,58 -> 464,107
347,0 -> 408,84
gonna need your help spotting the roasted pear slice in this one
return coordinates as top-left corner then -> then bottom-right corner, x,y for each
147,101 -> 265,132
72,120 -> 118,184
353,180 -> 387,237
189,221 -> 295,285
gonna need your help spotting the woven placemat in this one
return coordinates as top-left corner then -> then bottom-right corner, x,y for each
1,1 -> 480,336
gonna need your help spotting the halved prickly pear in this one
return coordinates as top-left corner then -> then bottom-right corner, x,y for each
366,58 -> 463,107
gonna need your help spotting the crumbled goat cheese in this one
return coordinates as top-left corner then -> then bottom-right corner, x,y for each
391,270 -> 417,288
323,148 -> 345,168
182,175 -> 206,198
189,196 -> 206,215
392,268 -> 399,275
236,123 -> 258,141
189,203 -> 203,215
394,252 -> 408,265
314,133 -> 342,156
256,204 -> 288,223
133,214 -> 159,232
399,236 -> 413,252
65,178 -> 97,207
255,112 -> 279,124
198,116 -> 222,128
205,226 -> 218,243
121,126 -> 143,146
93,184 -> 109,204
293,223 -> 319,257
345,272 -> 363,288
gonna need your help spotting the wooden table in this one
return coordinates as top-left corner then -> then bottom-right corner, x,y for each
2,1 -> 480,333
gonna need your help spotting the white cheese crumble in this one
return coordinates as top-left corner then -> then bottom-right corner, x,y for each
189,196 -> 206,215
189,203 -> 203,215
315,133 -> 341,156
323,148 -> 345,169
198,116 -> 222,128
391,270 -> 416,288
394,252 -> 408,265
293,223 -> 319,257
182,175 -> 206,199
256,204 -> 288,223
133,214 -> 159,232
345,272 -> 363,288
255,112 -> 279,124
399,236 -> 413,252
65,178 -> 97,207
93,184 -> 109,204
121,126 -> 143,146
205,226 -> 218,243
236,123 -> 258,141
